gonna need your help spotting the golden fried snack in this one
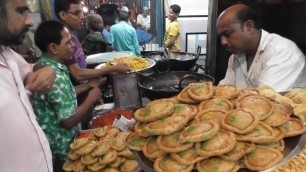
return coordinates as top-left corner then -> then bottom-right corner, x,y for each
195,109 -> 227,125
292,103 -> 306,122
144,114 -> 191,136
237,121 -> 276,143
134,101 -> 175,122
179,120 -> 219,143
134,121 -> 151,137
177,85 -> 198,104
101,167 -> 120,172
117,131 -> 131,141
196,157 -> 239,172
221,108 -> 259,134
236,94 -> 274,120
73,160 -> 86,172
120,160 -> 139,172
259,140 -> 285,151
88,131 -> 98,140
75,140 -> 98,156
146,97 -> 180,106
172,104 -> 197,118
87,162 -> 105,171
104,56 -> 150,72
170,148 -> 206,166
198,98 -> 234,112
283,118 -> 306,137
91,143 -> 110,157
156,131 -> 194,153
108,136 -> 126,151
195,130 -> 236,157
284,88 -> 306,104
93,126 -> 107,138
241,88 -> 260,95
270,126 -> 286,142
81,153 -> 98,165
117,147 -> 134,158
187,81 -> 214,101
219,141 -> 256,161
154,155 -> 194,172
263,105 -> 290,127
67,151 -> 80,161
108,157 -> 126,168
143,137 -> 166,159
244,146 -> 283,171
98,149 -> 118,165
106,127 -> 120,137
69,138 -> 89,151
62,160 -> 74,172
273,100 -> 293,116
126,132 -> 147,151
257,85 -> 294,105
214,84 -> 241,99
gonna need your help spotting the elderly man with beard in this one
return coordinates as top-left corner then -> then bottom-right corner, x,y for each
217,4 -> 306,92
0,0 -> 55,171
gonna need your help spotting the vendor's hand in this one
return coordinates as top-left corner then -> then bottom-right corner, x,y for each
108,63 -> 131,73
87,87 -> 102,104
87,77 -> 107,88
25,66 -> 56,93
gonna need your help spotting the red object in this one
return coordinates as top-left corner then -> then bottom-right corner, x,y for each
92,109 -> 134,129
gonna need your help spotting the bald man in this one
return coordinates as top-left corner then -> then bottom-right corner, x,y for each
217,4 -> 306,92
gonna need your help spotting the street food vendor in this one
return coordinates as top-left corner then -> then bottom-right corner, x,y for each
217,4 -> 306,92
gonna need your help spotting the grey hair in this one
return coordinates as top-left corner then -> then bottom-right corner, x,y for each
86,13 -> 104,31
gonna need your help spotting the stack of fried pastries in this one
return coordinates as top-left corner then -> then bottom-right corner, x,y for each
131,82 -> 306,172
63,126 -> 139,172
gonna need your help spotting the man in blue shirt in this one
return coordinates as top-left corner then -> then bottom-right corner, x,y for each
110,10 -> 140,56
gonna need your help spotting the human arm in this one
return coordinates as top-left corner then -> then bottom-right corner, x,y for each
25,66 -> 56,93
164,35 -> 177,50
74,77 -> 107,95
61,87 -> 102,129
132,29 -> 141,56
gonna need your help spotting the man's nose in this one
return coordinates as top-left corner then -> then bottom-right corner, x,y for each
220,36 -> 228,46
25,12 -> 33,27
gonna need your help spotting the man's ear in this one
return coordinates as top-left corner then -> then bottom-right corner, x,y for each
47,43 -> 57,55
245,20 -> 255,32
59,11 -> 66,21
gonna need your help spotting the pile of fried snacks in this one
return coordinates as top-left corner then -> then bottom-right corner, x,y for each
104,57 -> 150,72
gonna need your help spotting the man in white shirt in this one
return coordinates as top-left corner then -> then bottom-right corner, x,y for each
0,0 -> 55,171
137,7 -> 150,32
217,4 -> 306,92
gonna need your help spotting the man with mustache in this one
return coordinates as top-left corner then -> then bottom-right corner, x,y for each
0,0 -> 54,171
217,4 -> 306,92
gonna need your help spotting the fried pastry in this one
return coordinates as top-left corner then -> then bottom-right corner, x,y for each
67,151 -> 80,161
187,81 -> 214,101
73,160 -> 86,172
156,131 -> 194,153
87,162 -> 105,171
134,121 -> 151,137
237,121 -> 276,143
179,120 -> 219,143
69,138 -> 89,151
198,98 -> 234,112
88,131 -> 98,140
214,84 -> 241,99
134,101 -> 175,122
283,118 -> 306,137
263,105 -> 290,127
93,126 -> 107,138
144,114 -> 191,136
108,136 -> 126,151
154,155 -> 194,172
75,140 -> 98,156
270,126 -> 286,142
106,127 -> 120,137
221,108 -> 259,134
273,100 -> 293,116
117,147 -> 134,158
108,157 -> 126,168
219,141 -> 256,161
81,153 -> 98,165
146,97 -> 179,106
126,132 -> 147,151
101,167 -> 119,172
172,104 -> 197,118
62,160 -> 74,172
258,85 -> 294,106
195,109 -> 227,125
195,129 -> 236,157
120,160 -> 139,172
116,131 -> 131,141
196,157 -> 239,172
91,143 -> 110,157
244,146 -> 283,171
292,104 -> 306,122
284,88 -> 306,104
98,149 -> 117,165
170,148 -> 206,166
177,85 -> 198,104
236,94 -> 274,120
260,140 -> 285,151
143,137 -> 166,159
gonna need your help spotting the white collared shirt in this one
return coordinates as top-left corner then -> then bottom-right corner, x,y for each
0,46 -> 53,172
219,30 -> 306,92
137,14 -> 150,31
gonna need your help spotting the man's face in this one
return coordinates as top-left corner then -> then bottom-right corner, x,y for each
143,9 -> 149,16
216,18 -> 249,55
168,8 -> 177,21
60,4 -> 84,30
0,0 -> 33,46
56,27 -> 75,60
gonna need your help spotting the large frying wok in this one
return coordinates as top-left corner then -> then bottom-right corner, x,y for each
143,46 -> 201,72
138,71 -> 215,100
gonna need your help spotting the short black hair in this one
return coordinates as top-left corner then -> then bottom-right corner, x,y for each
235,6 -> 261,30
35,20 -> 65,53
119,11 -> 129,21
103,16 -> 116,26
170,4 -> 181,14
54,0 -> 80,21
86,13 -> 103,32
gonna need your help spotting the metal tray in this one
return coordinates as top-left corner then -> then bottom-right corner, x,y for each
133,132 -> 306,172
